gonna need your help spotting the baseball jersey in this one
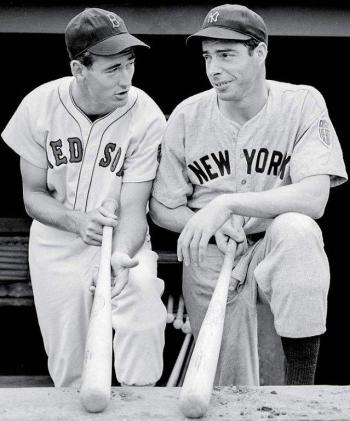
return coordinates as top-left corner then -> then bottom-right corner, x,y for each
2,76 -> 166,212
152,80 -> 347,234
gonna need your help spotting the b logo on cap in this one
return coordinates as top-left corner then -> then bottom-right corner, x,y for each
107,13 -> 120,28
208,11 -> 219,23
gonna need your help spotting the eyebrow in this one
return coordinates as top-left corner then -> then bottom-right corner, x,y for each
104,54 -> 135,71
202,48 -> 239,54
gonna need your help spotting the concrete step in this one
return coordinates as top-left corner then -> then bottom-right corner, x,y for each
0,385 -> 349,420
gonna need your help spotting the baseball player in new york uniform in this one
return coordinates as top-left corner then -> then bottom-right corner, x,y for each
2,8 -> 167,387
151,4 -> 347,386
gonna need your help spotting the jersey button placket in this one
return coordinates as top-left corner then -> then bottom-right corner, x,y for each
236,131 -> 246,192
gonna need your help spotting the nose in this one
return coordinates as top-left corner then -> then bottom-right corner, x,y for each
118,66 -> 133,89
206,57 -> 221,77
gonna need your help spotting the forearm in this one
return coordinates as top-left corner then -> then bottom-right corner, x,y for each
112,211 -> 148,258
220,176 -> 330,220
149,198 -> 194,233
23,189 -> 81,234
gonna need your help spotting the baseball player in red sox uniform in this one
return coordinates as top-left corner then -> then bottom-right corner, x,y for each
2,8 -> 167,387
151,4 -> 347,385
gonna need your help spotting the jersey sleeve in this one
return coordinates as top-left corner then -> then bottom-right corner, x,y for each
1,95 -> 48,169
290,88 -> 347,187
152,109 -> 194,208
122,108 -> 166,183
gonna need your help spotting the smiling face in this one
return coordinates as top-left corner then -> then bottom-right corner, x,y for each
202,39 -> 266,103
78,48 -> 135,114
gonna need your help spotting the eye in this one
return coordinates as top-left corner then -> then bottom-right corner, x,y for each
106,67 -> 119,73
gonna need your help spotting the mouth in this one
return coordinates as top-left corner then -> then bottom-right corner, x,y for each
115,90 -> 129,98
213,80 -> 231,89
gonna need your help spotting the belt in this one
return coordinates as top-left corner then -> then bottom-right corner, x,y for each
208,231 -> 265,246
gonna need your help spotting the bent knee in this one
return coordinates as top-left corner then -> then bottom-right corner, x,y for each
269,212 -> 322,244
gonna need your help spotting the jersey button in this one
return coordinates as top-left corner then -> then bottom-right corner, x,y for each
241,179 -> 247,185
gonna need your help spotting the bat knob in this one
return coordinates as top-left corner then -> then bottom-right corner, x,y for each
180,395 -> 207,418
167,313 -> 175,323
173,319 -> 184,330
80,387 -> 110,413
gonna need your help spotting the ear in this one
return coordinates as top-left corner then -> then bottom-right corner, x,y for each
256,42 -> 268,62
70,60 -> 85,79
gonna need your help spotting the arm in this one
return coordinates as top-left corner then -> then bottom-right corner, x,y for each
110,181 -> 153,295
113,180 -> 152,256
178,175 -> 330,265
220,175 -> 330,220
20,157 -> 117,245
149,197 -> 194,233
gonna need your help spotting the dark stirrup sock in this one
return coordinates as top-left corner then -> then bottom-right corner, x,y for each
281,336 -> 321,385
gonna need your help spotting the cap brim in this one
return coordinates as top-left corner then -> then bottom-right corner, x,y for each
186,27 -> 251,46
89,33 -> 149,55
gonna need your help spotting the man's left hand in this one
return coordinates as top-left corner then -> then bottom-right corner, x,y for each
110,252 -> 139,298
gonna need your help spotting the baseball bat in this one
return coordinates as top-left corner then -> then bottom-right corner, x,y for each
173,295 -> 185,329
166,333 -> 192,387
166,294 -> 175,323
80,198 -> 118,413
179,238 -> 237,419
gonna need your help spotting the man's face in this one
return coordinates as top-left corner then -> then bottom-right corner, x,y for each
83,49 -> 135,112
202,39 -> 262,102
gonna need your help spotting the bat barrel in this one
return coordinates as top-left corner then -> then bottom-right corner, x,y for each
80,225 -> 114,413
179,240 -> 237,418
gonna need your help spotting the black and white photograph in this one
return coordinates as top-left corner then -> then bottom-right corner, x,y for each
0,1 -> 349,419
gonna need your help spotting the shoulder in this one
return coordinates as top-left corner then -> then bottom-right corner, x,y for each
22,77 -> 71,104
167,89 -> 216,128
172,89 -> 215,116
130,86 -> 165,120
268,80 -> 326,111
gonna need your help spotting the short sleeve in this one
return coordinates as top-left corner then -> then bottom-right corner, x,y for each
1,95 -> 48,169
122,110 -> 166,183
290,89 -> 347,187
152,110 -> 194,208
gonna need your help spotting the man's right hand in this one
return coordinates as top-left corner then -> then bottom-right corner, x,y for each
76,205 -> 118,246
215,215 -> 247,259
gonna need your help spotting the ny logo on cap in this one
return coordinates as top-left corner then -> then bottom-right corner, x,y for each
107,13 -> 120,28
207,11 -> 219,23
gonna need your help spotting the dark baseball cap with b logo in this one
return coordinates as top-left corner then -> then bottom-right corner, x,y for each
65,8 -> 149,59
187,4 -> 267,45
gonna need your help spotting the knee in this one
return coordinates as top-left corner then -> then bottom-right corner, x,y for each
269,212 -> 323,246
128,269 -> 164,297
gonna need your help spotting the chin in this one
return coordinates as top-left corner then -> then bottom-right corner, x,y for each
216,91 -> 238,102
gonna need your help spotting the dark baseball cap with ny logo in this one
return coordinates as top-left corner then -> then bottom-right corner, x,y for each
65,8 -> 149,59
187,4 -> 267,45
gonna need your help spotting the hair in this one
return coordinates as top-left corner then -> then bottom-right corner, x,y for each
72,50 -> 95,68
240,38 -> 262,55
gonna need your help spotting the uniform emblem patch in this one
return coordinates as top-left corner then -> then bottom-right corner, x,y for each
318,119 -> 331,148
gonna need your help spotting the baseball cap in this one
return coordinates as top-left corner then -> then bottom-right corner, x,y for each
187,4 -> 267,45
65,8 -> 149,59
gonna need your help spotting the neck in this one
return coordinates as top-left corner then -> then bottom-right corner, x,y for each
71,78 -> 109,116
218,80 -> 268,125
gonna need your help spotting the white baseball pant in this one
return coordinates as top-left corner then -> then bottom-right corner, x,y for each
29,221 -> 167,387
